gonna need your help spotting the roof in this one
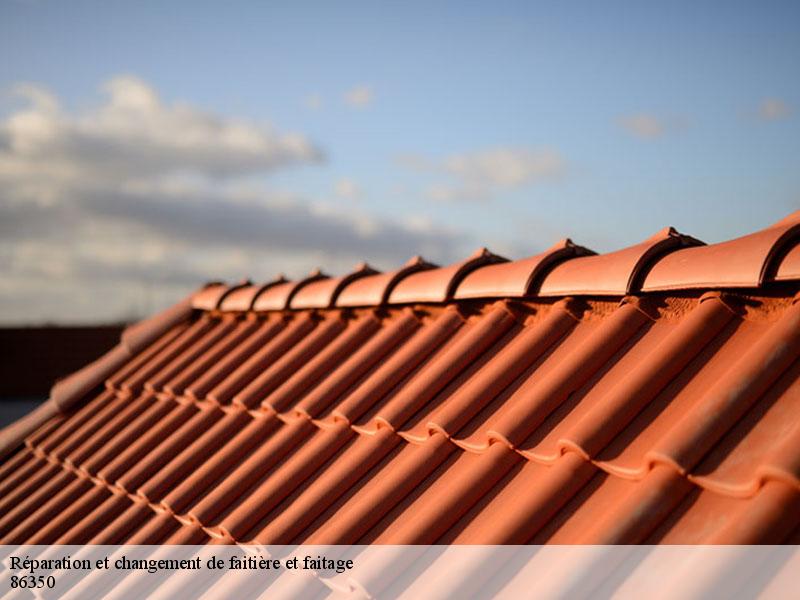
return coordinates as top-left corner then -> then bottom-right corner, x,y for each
0,212 -> 799,547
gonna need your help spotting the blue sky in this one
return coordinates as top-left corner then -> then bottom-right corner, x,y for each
1,1 -> 798,322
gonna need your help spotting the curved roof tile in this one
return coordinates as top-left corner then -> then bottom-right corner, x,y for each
642,211 -> 800,290
539,227 -> 703,296
335,256 -> 436,307
2,213 -> 800,557
773,242 -> 800,282
387,248 -> 508,304
252,269 -> 329,311
191,282 -> 235,310
218,276 -> 289,311
188,212 -> 800,313
290,263 -> 379,309
455,239 -> 595,299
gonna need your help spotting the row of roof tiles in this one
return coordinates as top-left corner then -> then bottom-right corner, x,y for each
194,212 -> 800,312
1,288 -> 797,548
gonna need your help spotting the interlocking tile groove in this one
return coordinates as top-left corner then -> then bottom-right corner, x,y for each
647,296 -> 800,475
294,310 -> 421,419
137,410 -> 251,503
262,312 -> 381,413
562,294 -> 736,460
1,213 -> 799,551
374,302 -> 516,431
187,416 -> 314,526
163,317 -> 260,396
333,307 -> 464,424
233,312 -> 346,409
97,403 -> 196,485
214,421 -> 354,541
420,302 -> 577,440
689,359 -> 800,495
161,412 -> 280,515
120,316 -> 216,395
207,314 -> 314,405
183,316 -> 284,402
487,299 -> 651,448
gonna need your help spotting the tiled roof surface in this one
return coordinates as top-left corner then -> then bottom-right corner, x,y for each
1,212 -> 799,545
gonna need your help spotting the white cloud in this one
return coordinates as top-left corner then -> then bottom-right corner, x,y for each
343,84 -> 374,108
617,113 -> 667,139
443,147 -> 564,187
758,98 -> 792,121
399,147 -> 566,202
3,75 -> 323,189
334,177 -> 362,201
0,76 -> 469,323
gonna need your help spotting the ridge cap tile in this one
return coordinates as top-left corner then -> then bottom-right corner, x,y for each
3,210 -> 800,557
291,263 -> 380,310
193,279 -> 254,311
219,275 -> 289,311
190,282 -> 231,310
643,211 -> 800,291
252,269 -> 330,312
387,247 -> 508,304
773,243 -> 800,282
537,227 -> 703,296
335,255 -> 438,307
455,238 -> 596,299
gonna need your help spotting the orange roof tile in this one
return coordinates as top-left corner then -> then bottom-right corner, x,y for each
1,211 -> 799,548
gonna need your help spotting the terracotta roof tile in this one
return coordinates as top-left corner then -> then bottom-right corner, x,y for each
642,211 -> 800,290
252,269 -> 329,311
1,212 -> 799,551
191,281 -> 249,311
387,248 -> 507,304
290,262 -> 378,309
336,256 -> 436,307
539,226 -> 703,296
217,276 -> 287,311
455,239 -> 595,299
774,241 -> 800,282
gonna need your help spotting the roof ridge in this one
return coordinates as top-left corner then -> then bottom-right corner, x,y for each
192,210 -> 800,312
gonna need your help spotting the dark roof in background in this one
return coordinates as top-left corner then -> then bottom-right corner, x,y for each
0,212 -> 798,555
0,326 -> 123,399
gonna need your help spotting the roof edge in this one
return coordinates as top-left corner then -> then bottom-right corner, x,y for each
51,290 -> 199,414
0,288 -> 203,460
0,399 -> 61,461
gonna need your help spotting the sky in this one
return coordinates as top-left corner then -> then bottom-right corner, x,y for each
1,0 -> 798,323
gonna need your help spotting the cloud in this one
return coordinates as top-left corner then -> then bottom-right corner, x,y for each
343,84 -> 374,108
334,178 -> 362,201
4,75 -> 323,187
0,76 -> 469,323
443,147 -> 564,187
758,98 -> 792,121
617,113 -> 668,139
399,147 -> 566,202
